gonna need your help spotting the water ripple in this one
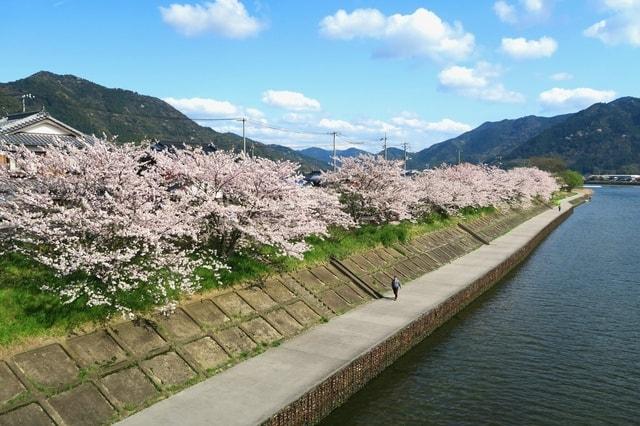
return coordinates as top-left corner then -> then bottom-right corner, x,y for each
323,187 -> 640,426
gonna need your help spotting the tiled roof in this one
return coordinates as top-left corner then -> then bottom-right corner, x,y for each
0,111 -> 50,134
0,133 -> 97,150
0,110 -> 84,137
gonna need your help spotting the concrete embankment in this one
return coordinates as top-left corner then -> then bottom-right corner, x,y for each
0,197 -> 585,425
118,195 -> 586,426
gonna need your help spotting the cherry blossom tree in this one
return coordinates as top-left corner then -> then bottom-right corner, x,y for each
321,155 -> 419,224
414,163 -> 559,215
503,167 -> 559,206
414,163 -> 502,215
152,149 -> 353,260
0,141 -> 226,316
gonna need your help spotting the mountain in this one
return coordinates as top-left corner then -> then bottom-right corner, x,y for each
507,97 -> 640,173
298,147 -> 370,166
380,147 -> 407,161
408,114 -> 571,169
0,71 -> 324,172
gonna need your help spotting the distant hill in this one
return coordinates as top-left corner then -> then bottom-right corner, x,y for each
380,147 -> 407,161
0,71 -> 324,171
507,97 -> 640,173
4,72 -> 638,174
408,97 -> 640,173
299,146 -> 370,167
299,146 -> 412,164
407,114 -> 570,169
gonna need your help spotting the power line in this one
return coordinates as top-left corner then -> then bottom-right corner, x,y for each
242,118 -> 331,136
0,91 -> 413,152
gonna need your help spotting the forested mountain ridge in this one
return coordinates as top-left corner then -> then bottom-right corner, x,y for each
0,71 -> 324,171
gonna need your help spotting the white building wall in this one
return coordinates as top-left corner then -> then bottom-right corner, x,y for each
21,122 -> 72,135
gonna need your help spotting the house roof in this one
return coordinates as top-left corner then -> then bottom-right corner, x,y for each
0,110 -> 84,137
0,134 -> 98,151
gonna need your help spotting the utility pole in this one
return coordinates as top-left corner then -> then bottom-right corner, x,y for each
21,94 -> 34,113
457,148 -> 462,165
241,117 -> 246,155
331,131 -> 338,171
381,132 -> 388,160
402,141 -> 408,171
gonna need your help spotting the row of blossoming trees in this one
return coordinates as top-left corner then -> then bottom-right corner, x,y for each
0,141 -> 557,315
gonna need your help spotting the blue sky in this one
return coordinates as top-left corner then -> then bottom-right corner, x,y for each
1,0 -> 639,151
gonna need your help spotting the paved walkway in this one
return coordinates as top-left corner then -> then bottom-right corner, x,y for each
119,197 -> 581,426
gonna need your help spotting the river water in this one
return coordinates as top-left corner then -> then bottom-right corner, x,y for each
322,186 -> 640,425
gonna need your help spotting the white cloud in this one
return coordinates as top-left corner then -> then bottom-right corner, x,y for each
438,65 -> 489,88
317,118 -> 398,135
163,97 -> 267,122
539,87 -> 616,111
425,118 -> 473,133
318,8 -> 386,40
315,114 -> 472,151
282,112 -> 315,123
585,17 -> 640,45
318,118 -> 361,133
319,8 -> 475,62
584,0 -> 640,46
493,0 -> 549,24
160,0 -> 264,39
438,62 -> 525,103
392,116 -> 472,134
245,108 -> 265,119
550,72 -> 573,81
604,0 -> 640,10
494,1 -> 518,23
523,0 -> 544,12
262,90 -> 321,111
501,36 -> 558,59
164,96 -> 240,116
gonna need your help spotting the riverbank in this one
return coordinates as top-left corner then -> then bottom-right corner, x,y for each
118,193 -> 588,426
0,198 -> 569,425
323,185 -> 638,425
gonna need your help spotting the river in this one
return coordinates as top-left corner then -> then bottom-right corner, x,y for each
322,186 -> 640,425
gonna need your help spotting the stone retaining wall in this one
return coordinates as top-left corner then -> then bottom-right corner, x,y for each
0,204 -> 555,425
266,206 -> 577,426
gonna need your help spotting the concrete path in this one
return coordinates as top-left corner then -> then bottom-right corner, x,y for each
119,197 -> 581,426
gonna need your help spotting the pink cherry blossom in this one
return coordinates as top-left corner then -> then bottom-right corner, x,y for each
321,155 -> 419,224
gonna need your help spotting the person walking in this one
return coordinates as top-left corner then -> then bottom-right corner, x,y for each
558,204 -> 561,212
391,275 -> 401,301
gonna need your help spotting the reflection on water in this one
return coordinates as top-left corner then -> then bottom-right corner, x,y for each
322,187 -> 640,426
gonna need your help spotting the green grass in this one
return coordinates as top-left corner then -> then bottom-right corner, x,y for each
0,253 -> 111,349
550,190 -> 577,205
0,208 -> 496,351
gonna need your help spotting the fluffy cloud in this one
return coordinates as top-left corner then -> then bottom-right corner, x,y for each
438,65 -> 489,88
262,90 -> 321,111
539,87 -> 616,111
160,0 -> 264,38
392,116 -> 472,134
493,0 -> 549,24
318,118 -> 398,135
584,0 -> 640,46
494,1 -> 517,23
501,36 -> 558,59
164,97 -> 240,116
315,115 -> 472,151
438,62 -> 525,103
318,118 -> 362,133
550,72 -> 573,81
318,8 -> 386,40
163,97 -> 266,121
319,8 -> 475,61
523,0 -> 544,12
